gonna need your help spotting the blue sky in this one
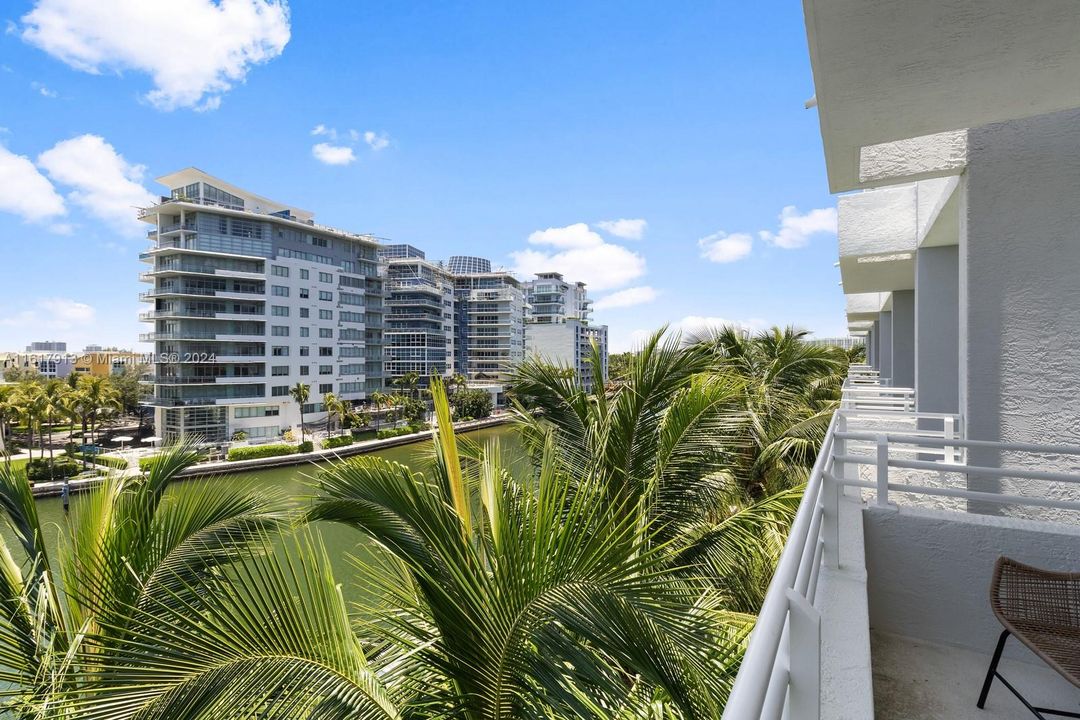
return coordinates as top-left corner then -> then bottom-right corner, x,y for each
0,0 -> 844,353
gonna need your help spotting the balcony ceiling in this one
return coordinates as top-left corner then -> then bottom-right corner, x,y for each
804,0 -> 1080,192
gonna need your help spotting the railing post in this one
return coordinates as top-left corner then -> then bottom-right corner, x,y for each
824,416 -> 844,569
944,416 -> 956,463
876,434 -> 890,506
786,589 -> 821,720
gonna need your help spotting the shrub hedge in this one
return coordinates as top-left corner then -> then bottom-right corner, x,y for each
321,435 -> 354,449
375,424 -> 429,440
26,459 -> 81,483
297,440 -> 314,453
226,444 -> 297,461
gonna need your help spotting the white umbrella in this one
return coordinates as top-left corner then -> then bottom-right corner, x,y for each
112,436 -> 134,452
141,436 -> 162,446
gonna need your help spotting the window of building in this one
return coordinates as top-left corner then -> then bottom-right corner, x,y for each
299,347 -> 310,356
271,285 -> 289,297
340,311 -> 363,323
319,347 -> 333,357
339,292 -> 363,306
271,305 -> 289,316
271,266 -> 289,277
319,309 -> 333,320
319,365 -> 333,375
299,366 -> 309,376
299,269 -> 309,279
299,327 -> 309,337
234,406 -> 279,418
271,365 -> 289,376
271,385 -> 289,397
272,346 -> 289,356
340,382 -> 362,394
299,307 -> 309,318
271,326 -> 289,337
319,291 -> 333,301
319,272 -> 333,283
319,328 -> 333,338
319,383 -> 333,393
300,288 -> 309,299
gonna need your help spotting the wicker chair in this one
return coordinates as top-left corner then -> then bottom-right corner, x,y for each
977,557 -> 1080,718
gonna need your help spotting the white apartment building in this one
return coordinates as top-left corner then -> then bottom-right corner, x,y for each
139,168 -> 385,443
523,272 -> 609,391
379,244 -> 456,387
448,256 -> 525,405
724,2 -> 1080,719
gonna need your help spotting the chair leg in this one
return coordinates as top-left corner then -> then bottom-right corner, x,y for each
978,630 -> 1010,709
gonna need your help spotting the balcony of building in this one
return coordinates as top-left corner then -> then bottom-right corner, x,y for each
723,373 -> 1080,720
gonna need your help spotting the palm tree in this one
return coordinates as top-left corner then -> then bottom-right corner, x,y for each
370,390 -> 388,431
0,385 -> 16,465
690,325 -> 848,497
38,379 -> 70,478
322,391 -> 340,437
289,381 -> 310,445
392,370 -> 420,400
0,439 -> 288,717
511,327 -> 817,613
13,382 -> 45,461
77,375 -> 120,446
57,380 -> 747,717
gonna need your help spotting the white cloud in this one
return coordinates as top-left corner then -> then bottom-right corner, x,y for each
595,218 -> 647,240
311,124 -> 330,137
0,143 -> 66,222
19,0 -> 291,111
312,142 -> 356,166
758,205 -> 837,249
511,222 -> 646,291
698,231 -> 753,263
37,134 -> 155,236
0,297 -> 95,330
31,81 -> 58,98
593,286 -> 658,311
363,130 -> 390,151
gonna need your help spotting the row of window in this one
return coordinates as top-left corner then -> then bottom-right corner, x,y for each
272,383 -> 337,397
271,346 -> 336,357
271,266 -> 336,284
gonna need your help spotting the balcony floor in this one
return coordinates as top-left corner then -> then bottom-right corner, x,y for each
872,630 -> 1080,719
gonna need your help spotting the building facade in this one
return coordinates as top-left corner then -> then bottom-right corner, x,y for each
522,272 -> 608,391
448,257 -> 526,404
379,245 -> 456,388
139,168 -> 385,443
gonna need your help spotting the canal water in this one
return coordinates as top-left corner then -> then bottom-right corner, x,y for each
7,425 -> 523,602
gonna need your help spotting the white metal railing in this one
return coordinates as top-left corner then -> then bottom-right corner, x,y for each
722,381 -> 1080,720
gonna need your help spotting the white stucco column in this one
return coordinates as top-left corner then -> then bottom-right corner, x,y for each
961,108 -> 1080,516
870,320 -> 880,370
878,312 -> 893,382
890,290 -> 915,388
915,246 -> 959,413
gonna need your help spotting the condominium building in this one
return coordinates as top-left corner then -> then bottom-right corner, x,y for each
448,256 -> 525,403
139,168 -> 385,443
26,341 -> 67,353
724,3 -> 1080,719
378,245 -> 456,387
522,272 -> 608,391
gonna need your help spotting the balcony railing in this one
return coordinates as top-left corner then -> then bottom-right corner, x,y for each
722,374 -> 1080,720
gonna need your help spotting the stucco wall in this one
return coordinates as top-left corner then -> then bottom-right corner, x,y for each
879,311 -> 893,382
864,505 -> 1080,662
962,108 -> 1080,515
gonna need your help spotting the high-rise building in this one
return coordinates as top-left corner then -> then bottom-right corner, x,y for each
522,272 -> 608,391
26,341 -> 67,352
379,245 -> 456,387
449,258 -> 525,404
138,168 -> 385,443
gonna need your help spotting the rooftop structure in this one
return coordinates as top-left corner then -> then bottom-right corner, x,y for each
446,255 -> 491,275
724,2 -> 1080,718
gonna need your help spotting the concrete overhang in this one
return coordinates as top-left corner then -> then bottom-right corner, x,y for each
803,0 -> 1080,192
846,292 -> 890,324
838,178 -> 960,293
